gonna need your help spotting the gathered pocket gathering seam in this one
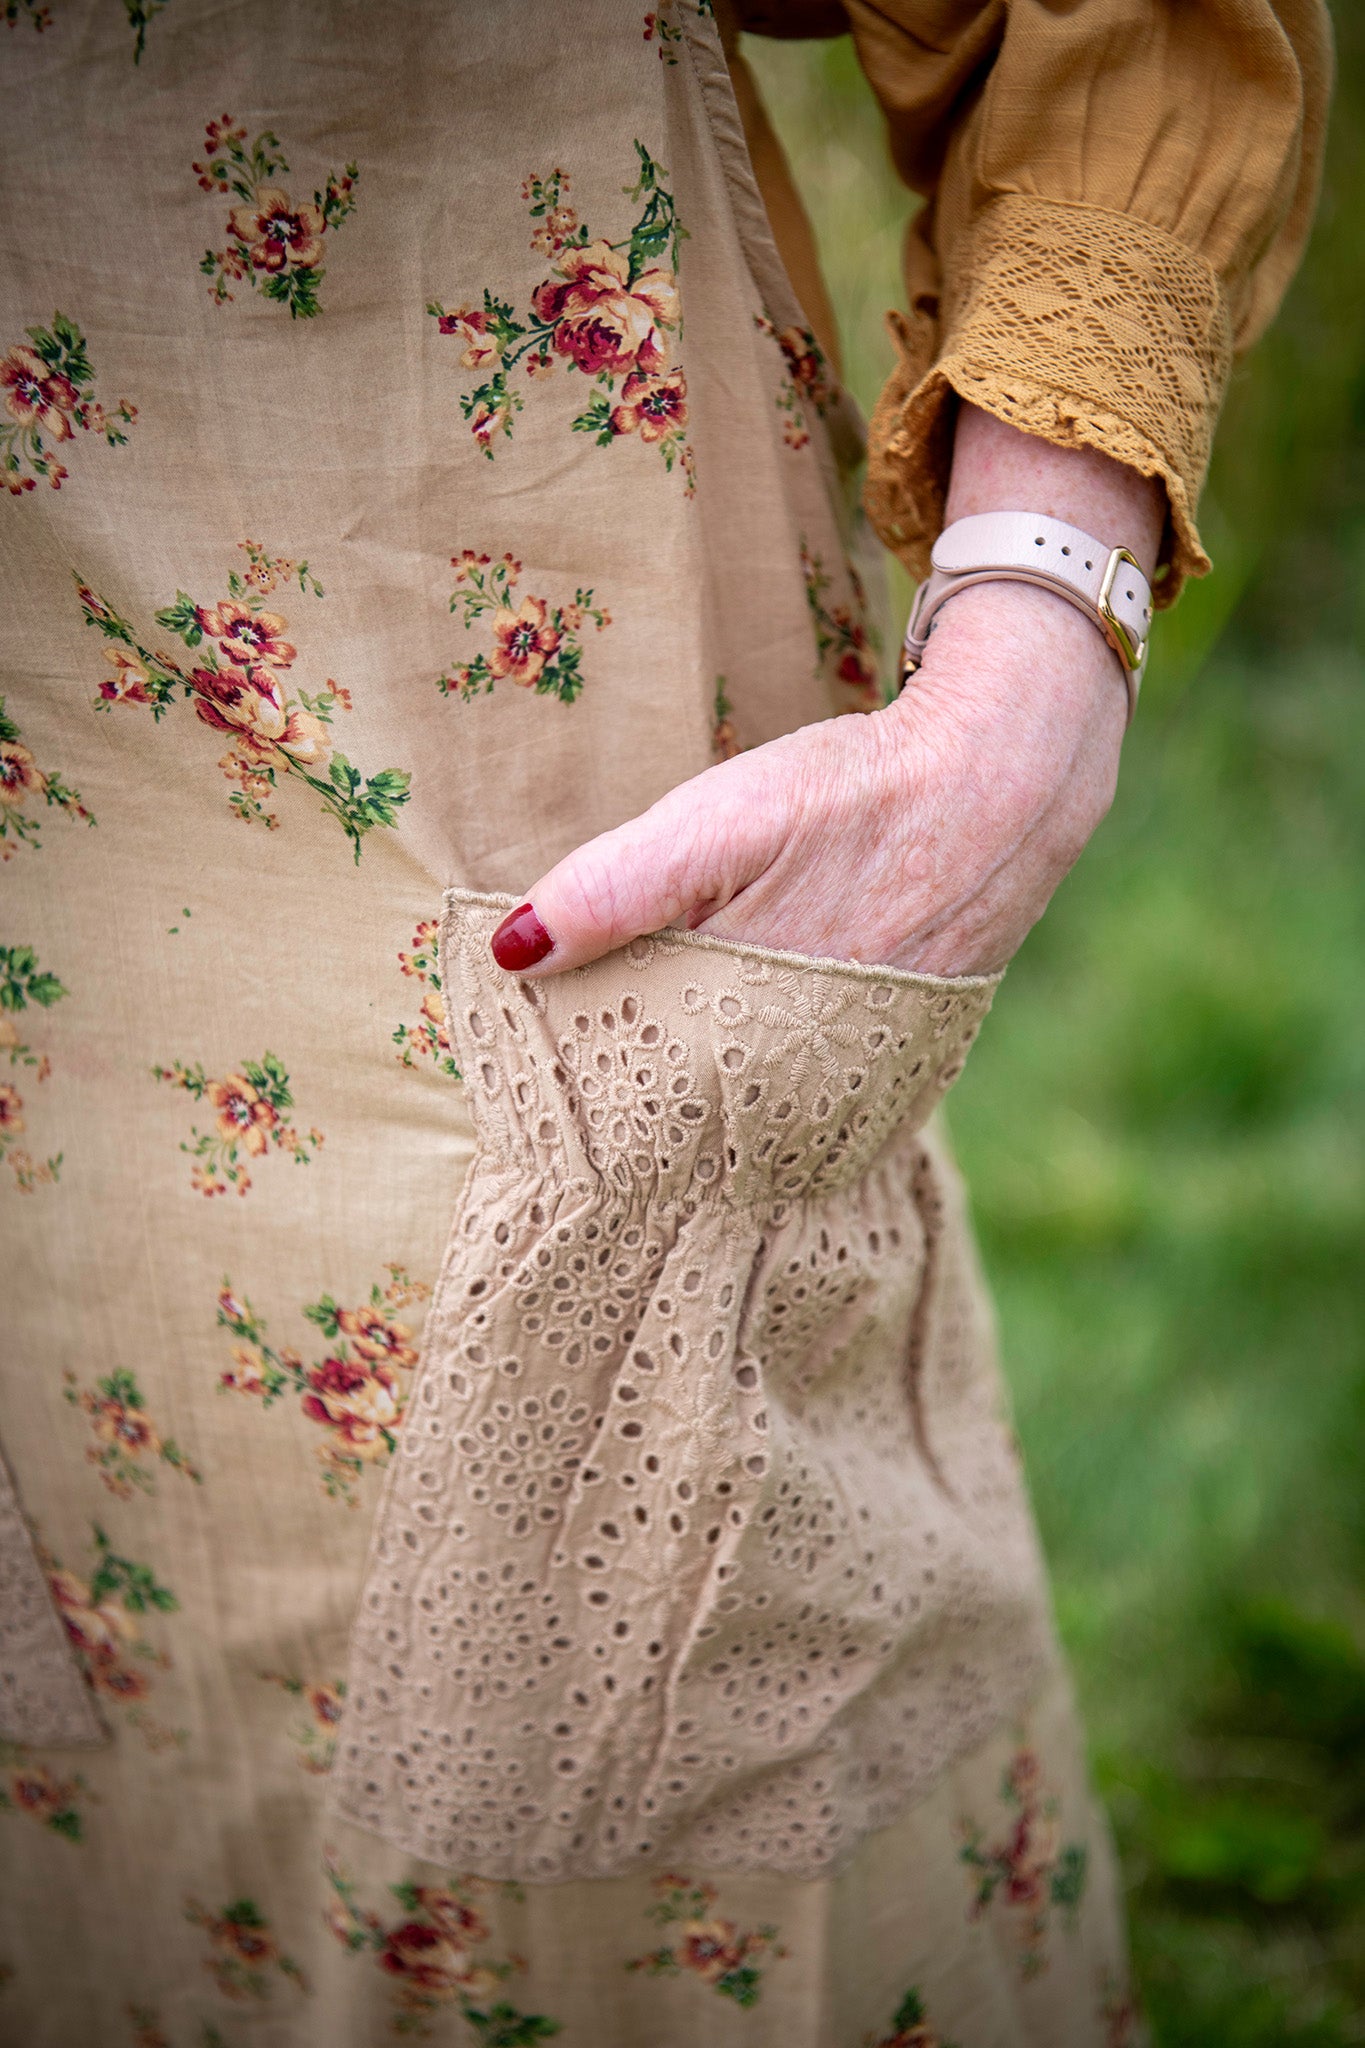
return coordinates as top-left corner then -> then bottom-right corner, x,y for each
442,885 -> 1003,1001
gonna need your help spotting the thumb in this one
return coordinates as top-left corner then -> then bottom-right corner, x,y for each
488,763 -> 767,977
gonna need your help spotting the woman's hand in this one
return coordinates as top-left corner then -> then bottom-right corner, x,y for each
490,582 -> 1128,979
489,406 -> 1165,981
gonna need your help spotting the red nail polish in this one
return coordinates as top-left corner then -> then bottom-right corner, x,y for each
490,902 -> 554,972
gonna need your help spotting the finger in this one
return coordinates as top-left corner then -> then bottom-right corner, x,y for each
489,762 -> 766,976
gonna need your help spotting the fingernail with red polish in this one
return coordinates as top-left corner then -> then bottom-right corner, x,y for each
490,902 -> 555,972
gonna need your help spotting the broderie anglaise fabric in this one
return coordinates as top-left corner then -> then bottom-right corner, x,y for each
0,1447 -> 106,1747
332,893 -> 1057,1880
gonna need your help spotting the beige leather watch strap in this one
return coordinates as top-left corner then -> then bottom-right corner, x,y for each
901,511 -> 1155,721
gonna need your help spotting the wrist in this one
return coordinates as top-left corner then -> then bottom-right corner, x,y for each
900,500 -> 1154,724
879,576 -> 1127,896
886,579 -> 1129,757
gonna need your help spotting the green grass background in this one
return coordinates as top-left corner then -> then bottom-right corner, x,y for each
746,11 -> 1365,2042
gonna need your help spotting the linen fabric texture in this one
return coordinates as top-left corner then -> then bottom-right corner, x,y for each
0,0 -> 1312,2040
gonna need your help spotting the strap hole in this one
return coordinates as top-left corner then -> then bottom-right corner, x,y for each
1034,536 -> 1045,546
1126,588 -> 1135,600
1085,560 -> 1093,570
1061,545 -> 1071,555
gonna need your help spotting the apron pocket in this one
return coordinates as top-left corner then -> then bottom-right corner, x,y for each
330,889 -> 1006,1879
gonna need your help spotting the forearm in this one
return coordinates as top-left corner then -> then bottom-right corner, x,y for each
945,402 -> 1165,580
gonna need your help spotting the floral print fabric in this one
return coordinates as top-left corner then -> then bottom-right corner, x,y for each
0,941 -> 66,1190
193,116 -> 359,317
439,553 -> 612,705
78,543 -> 412,859
431,146 -> 695,487
0,695 -> 94,854
0,0 -> 1139,2040
216,1268 -> 430,1506
2,312 -> 136,494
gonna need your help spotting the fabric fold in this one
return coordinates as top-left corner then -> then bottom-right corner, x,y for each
331,892 -> 1055,1881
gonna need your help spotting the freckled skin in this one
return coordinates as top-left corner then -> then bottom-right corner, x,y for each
501,406 -> 1164,981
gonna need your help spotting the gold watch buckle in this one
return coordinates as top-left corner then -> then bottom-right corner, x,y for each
1098,547 -> 1148,673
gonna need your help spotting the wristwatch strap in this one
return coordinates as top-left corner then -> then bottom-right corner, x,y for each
901,511 -> 1154,720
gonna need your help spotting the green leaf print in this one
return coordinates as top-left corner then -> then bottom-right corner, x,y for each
88,1525 -> 179,1615
463,2005 -> 561,2046
0,945 -> 68,1014
124,0 -> 167,63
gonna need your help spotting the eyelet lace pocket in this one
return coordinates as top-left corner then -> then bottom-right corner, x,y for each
330,891 -> 1055,1880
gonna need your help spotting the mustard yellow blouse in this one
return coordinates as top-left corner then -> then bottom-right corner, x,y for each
728,0 -> 1333,602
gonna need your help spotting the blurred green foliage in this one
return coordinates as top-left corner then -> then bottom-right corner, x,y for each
748,9 -> 1365,2042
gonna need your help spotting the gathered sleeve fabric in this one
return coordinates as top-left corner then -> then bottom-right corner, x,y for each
764,0 -> 1333,602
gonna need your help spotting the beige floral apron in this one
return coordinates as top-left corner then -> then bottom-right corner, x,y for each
0,0 -> 1140,2039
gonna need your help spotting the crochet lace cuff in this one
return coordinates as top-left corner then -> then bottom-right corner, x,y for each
865,194 -> 1234,608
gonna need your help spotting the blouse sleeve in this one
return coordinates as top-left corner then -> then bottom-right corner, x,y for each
837,0 -> 1333,603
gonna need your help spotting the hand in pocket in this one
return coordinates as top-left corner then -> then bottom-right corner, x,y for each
493,578 -> 1128,982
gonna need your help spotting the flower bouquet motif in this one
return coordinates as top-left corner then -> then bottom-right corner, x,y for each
0,694 -> 95,854
642,9 -> 684,60
0,1753 -> 96,1844
864,1986 -> 959,2048
429,144 -> 694,489
438,552 -> 611,705
258,1671 -> 347,1775
958,1747 -> 1089,1981
194,115 -> 359,317
801,540 -> 884,710
4,0 -> 167,59
0,941 -> 66,1192
216,1266 -> 429,1505
324,1853 -> 560,2041
394,919 -> 460,1077
152,1049 -> 323,1198
5,1 -> 53,30
45,1523 -> 183,1745
78,540 -> 411,859
184,1896 -> 309,2003
625,1874 -> 787,2008
753,311 -> 835,451
2,312 -> 135,494
63,1365 -> 203,1498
